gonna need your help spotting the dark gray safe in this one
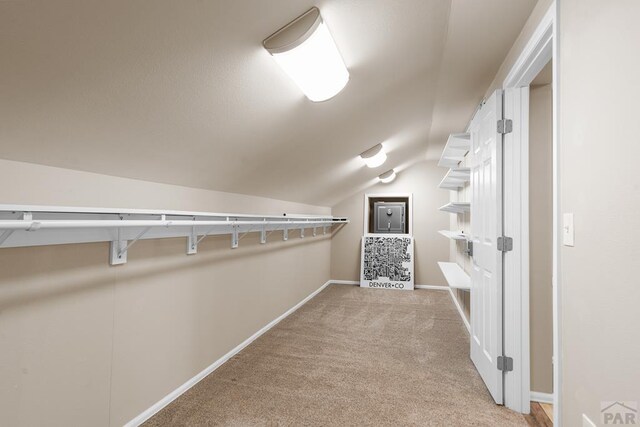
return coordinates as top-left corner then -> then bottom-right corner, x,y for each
373,202 -> 406,234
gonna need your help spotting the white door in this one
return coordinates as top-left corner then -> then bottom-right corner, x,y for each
469,90 -> 504,403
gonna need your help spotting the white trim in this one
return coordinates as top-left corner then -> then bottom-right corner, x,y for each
503,86 -> 531,413
503,5 -> 554,88
551,2 -> 561,423
530,392 -> 554,404
448,288 -> 470,333
328,280 -> 359,285
124,280 -> 333,427
414,284 -> 449,290
0,206 -> 347,252
501,1 -> 559,422
363,193 -> 413,236
0,204 -> 340,220
331,281 -> 449,290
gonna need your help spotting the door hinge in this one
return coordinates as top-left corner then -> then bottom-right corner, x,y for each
497,119 -> 513,134
497,356 -> 513,372
465,240 -> 473,257
497,236 -> 513,252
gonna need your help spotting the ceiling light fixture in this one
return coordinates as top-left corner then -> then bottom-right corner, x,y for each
360,144 -> 387,168
378,169 -> 396,184
263,7 -> 349,102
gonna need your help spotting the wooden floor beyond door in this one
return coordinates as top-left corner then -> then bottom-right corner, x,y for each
526,402 -> 553,427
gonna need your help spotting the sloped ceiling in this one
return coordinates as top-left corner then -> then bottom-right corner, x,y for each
0,0 -> 537,206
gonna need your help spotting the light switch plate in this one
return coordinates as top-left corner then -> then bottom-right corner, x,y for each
563,213 -> 574,246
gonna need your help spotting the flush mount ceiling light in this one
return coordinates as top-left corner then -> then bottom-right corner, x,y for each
263,7 -> 349,102
360,144 -> 387,168
378,169 -> 396,184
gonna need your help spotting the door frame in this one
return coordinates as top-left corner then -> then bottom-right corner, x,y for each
501,1 -> 559,423
363,193 -> 413,236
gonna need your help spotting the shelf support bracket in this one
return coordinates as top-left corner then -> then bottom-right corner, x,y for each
237,225 -> 255,244
0,230 -> 14,246
110,228 -> 127,265
323,225 -> 328,235
312,227 -> 317,237
283,226 -> 288,241
187,226 -> 197,255
193,223 -> 221,251
231,225 -> 239,249
110,226 -> 151,265
260,224 -> 267,244
300,227 -> 305,238
0,207 -> 23,246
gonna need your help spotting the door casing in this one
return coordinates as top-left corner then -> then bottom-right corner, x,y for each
499,1 -> 559,422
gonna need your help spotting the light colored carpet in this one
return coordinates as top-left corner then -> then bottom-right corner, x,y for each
144,285 -> 528,426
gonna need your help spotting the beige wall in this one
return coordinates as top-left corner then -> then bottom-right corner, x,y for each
0,159 -> 329,215
559,1 -> 640,425
0,159 -> 332,426
330,160 -> 450,286
529,84 -> 553,394
484,0 -> 553,99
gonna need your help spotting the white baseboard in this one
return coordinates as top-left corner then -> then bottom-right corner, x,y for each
328,280 -> 359,285
447,288 -> 470,333
124,280 -> 333,427
330,281 -> 449,291
415,284 -> 449,290
530,391 -> 554,404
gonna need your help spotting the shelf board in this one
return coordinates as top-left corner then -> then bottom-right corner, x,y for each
438,262 -> 471,291
438,230 -> 468,241
438,167 -> 470,190
439,202 -> 470,214
438,133 -> 471,168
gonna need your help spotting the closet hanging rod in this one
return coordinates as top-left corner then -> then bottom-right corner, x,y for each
0,204 -> 349,265
0,204 -> 338,220
0,219 -> 343,231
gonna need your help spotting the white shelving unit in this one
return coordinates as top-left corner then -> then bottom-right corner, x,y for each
0,205 -> 349,265
439,202 -> 470,214
438,262 -> 471,291
437,133 -> 470,168
438,167 -> 470,190
438,230 -> 467,241
437,132 -> 472,295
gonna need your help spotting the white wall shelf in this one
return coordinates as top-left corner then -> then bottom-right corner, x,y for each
438,262 -> 471,291
438,168 -> 470,190
438,133 -> 471,168
438,230 -> 467,241
437,133 -> 472,294
439,202 -> 470,214
0,205 -> 349,265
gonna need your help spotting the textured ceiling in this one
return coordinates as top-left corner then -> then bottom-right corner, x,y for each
0,0 -> 537,206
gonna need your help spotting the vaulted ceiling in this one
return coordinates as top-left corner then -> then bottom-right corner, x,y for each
0,0 -> 537,206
